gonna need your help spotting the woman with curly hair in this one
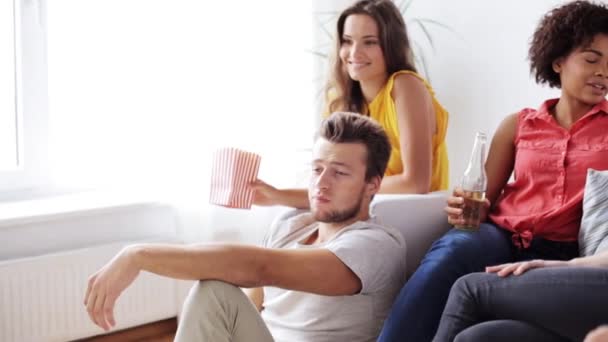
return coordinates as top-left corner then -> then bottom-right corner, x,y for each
379,1 -> 608,341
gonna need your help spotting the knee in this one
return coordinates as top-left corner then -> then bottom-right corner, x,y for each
450,274 -> 472,295
198,279 -> 236,291
454,329 -> 475,342
453,272 -> 490,291
188,280 -> 238,304
424,232 -> 483,266
425,228 -> 508,267
454,324 -> 491,342
446,273 -> 490,307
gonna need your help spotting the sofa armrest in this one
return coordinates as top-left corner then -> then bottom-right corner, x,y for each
371,191 -> 450,279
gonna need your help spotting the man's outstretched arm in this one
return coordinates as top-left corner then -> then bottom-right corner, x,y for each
84,243 -> 361,331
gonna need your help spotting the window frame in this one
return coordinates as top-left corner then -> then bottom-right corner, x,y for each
0,0 -> 18,170
0,0 -> 50,195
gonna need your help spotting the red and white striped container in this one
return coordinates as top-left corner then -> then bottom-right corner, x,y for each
209,147 -> 261,209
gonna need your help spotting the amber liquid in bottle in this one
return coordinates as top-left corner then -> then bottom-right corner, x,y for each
456,190 -> 485,230
455,132 -> 487,231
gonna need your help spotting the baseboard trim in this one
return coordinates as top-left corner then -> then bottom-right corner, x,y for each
76,317 -> 177,342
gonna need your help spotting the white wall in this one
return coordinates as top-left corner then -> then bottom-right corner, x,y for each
407,0 -> 568,185
313,0 -> 568,185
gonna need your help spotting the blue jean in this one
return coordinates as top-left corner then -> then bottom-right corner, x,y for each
433,268 -> 608,342
377,223 -> 578,342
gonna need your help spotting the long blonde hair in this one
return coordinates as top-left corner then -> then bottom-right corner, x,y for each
325,0 -> 417,115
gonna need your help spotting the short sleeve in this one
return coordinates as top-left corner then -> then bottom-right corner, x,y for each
262,209 -> 313,248
326,226 -> 406,294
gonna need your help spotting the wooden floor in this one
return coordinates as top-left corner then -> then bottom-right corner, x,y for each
76,318 -> 177,342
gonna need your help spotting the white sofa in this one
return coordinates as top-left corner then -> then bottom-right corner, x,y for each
370,191 -> 451,279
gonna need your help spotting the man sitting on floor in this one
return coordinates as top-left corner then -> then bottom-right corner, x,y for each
84,112 -> 407,342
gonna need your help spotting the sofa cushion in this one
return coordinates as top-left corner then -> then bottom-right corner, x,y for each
371,191 -> 450,279
579,168 -> 608,256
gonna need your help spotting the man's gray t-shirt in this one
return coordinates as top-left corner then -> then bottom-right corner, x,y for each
260,212 -> 407,342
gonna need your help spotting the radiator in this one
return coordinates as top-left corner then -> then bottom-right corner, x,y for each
0,241 -> 188,342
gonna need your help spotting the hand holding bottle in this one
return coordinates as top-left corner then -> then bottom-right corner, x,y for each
452,132 -> 489,230
445,187 -> 491,227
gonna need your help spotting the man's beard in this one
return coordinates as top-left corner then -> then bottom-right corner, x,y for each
313,190 -> 364,223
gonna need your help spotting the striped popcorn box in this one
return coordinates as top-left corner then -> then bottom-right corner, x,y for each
209,147 -> 262,209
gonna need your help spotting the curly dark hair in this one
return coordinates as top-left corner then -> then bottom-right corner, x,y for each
529,0 -> 608,88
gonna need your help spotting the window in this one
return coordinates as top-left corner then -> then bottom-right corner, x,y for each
2,1 -> 314,196
47,1 -> 314,191
0,0 -> 17,170
0,0 -> 50,194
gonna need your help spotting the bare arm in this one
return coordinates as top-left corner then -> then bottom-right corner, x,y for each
250,180 -> 310,209
242,287 -> 264,312
445,113 -> 517,225
84,242 -> 360,330
271,189 -> 309,209
570,250 -> 608,268
379,74 -> 433,194
132,243 -> 360,295
486,250 -> 608,276
485,113 -> 518,207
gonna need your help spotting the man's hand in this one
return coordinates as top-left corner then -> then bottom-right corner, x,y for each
486,259 -> 570,277
250,179 -> 280,206
84,246 -> 140,331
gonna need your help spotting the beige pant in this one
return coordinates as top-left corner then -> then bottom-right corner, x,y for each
174,280 -> 274,342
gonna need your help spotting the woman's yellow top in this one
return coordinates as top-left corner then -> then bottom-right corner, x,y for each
368,70 -> 449,191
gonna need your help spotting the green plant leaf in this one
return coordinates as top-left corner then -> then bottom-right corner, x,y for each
399,0 -> 414,14
412,39 -> 430,81
306,49 -> 329,59
416,18 -> 463,40
314,16 -> 335,42
411,18 -> 436,53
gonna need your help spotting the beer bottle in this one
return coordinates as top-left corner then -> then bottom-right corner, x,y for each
457,132 -> 487,230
